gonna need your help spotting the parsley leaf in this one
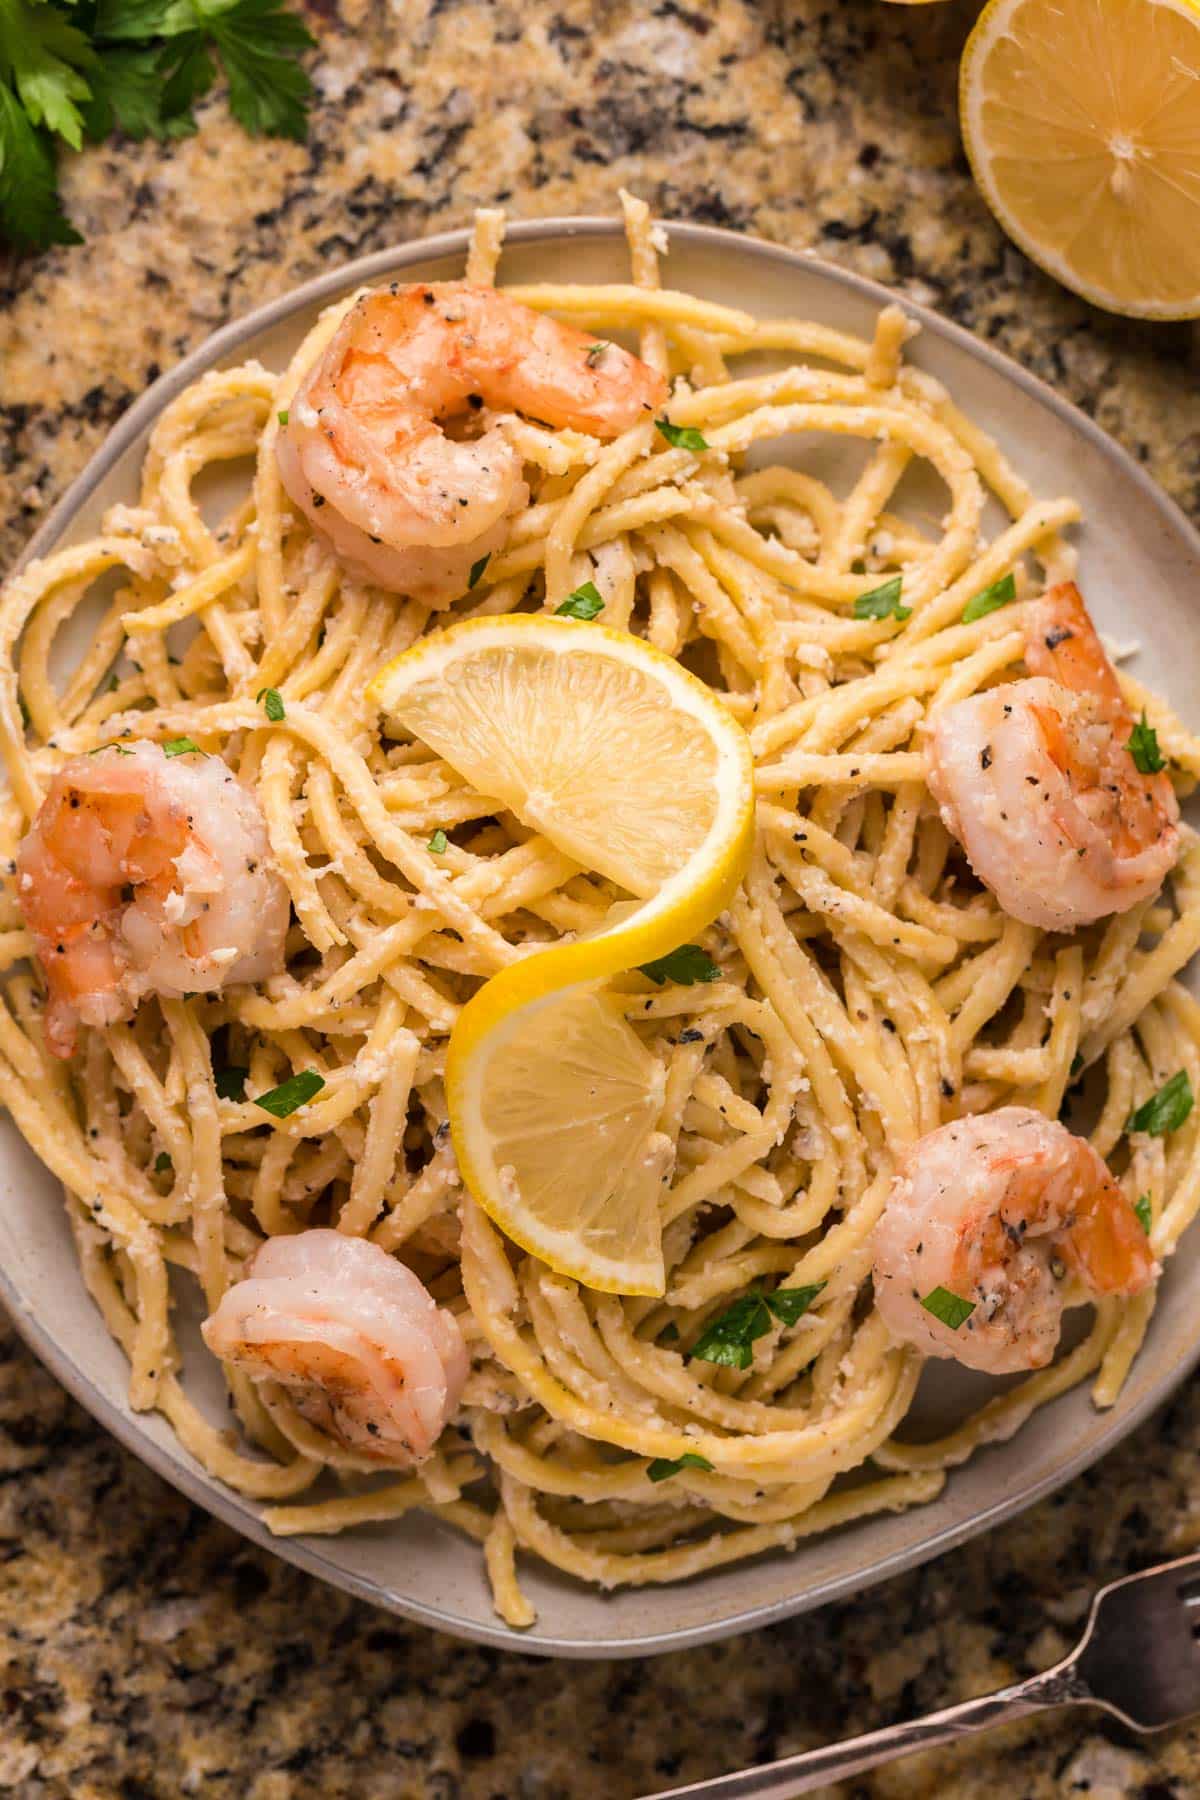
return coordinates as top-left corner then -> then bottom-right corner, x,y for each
277,408 -> 289,426
93,0 -> 199,38
647,1452 -> 713,1483
0,81 -> 81,246
256,686 -> 285,722
162,736 -> 201,757
555,581 -> 604,621
853,576 -> 911,623
204,0 -> 314,141
254,1068 -> 325,1117
213,1064 -> 248,1102
962,572 -> 1016,624
1126,1070 -> 1194,1138
156,36 -> 218,134
427,828 -> 448,854
2,1 -> 97,152
1127,712 -> 1166,776
82,46 -> 171,141
686,1280 -> 819,1370
467,553 -> 490,589
586,341 -> 611,367
920,1286 -> 975,1330
690,1291 -> 772,1370
1134,1193 -> 1152,1235
655,417 -> 709,452
764,1282 -> 825,1327
638,944 -> 720,986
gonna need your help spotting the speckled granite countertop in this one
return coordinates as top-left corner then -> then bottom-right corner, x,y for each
2,3 -> 1200,1796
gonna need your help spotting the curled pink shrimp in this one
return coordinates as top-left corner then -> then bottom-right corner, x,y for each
928,582 -> 1179,930
276,280 -> 668,602
873,1107 -> 1156,1374
202,1230 -> 468,1467
16,742 -> 288,1058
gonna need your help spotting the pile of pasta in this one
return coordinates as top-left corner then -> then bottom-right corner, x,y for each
3,196 -> 1200,1627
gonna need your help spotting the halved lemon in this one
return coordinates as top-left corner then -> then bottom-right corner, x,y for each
368,615 -> 755,1293
960,0 -> 1200,320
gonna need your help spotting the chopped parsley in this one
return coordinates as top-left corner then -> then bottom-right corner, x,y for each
277,409 -> 289,426
646,1452 -> 714,1483
555,581 -> 605,621
1127,712 -> 1166,776
690,1283 -> 824,1370
920,1286 -> 976,1330
254,1069 -> 326,1117
1126,1070 -> 1194,1138
585,341 -> 611,367
256,686 -> 285,722
427,828 -> 448,854
853,576 -> 910,623
213,1064 -> 248,1102
638,944 -> 720,987
467,553 -> 490,590
962,572 -> 1016,624
765,1282 -> 826,1327
655,417 -> 709,453
153,1151 -> 172,1174
1134,1193 -> 1153,1235
162,736 -> 201,757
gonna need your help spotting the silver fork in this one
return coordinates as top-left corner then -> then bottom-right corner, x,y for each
640,1550 -> 1200,1799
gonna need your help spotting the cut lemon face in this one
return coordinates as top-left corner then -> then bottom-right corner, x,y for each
449,983 -> 672,1293
960,0 -> 1200,320
368,615 -> 755,984
369,614 -> 755,1294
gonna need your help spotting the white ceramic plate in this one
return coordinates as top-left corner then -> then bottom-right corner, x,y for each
4,221 -> 1200,1659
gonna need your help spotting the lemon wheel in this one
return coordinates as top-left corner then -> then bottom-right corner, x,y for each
369,615 -> 755,1294
960,0 -> 1200,320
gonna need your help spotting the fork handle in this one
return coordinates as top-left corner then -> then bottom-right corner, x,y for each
639,1659 -> 1092,1799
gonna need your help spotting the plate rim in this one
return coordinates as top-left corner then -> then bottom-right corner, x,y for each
4,216 -> 1200,1660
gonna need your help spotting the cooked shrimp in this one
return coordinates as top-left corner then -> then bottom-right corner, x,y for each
928,581 -> 1179,930
16,741 -> 289,1059
873,1107 -> 1155,1374
202,1230 -> 469,1467
276,280 -> 669,602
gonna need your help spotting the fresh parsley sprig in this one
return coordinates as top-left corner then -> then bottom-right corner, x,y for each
0,0 -> 316,250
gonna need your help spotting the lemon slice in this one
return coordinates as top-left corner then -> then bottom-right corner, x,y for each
960,0 -> 1200,320
450,983 -> 673,1293
369,615 -> 755,1293
368,615 -> 755,982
